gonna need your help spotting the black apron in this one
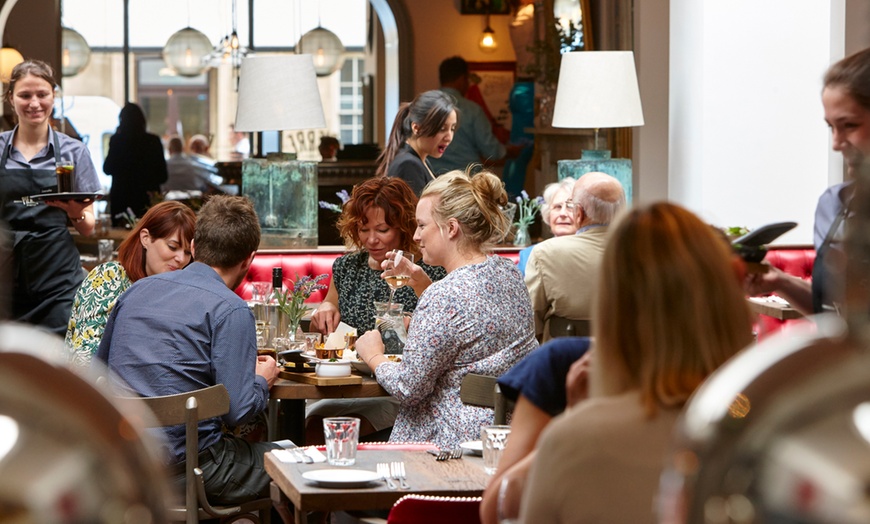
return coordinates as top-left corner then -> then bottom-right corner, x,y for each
0,131 -> 83,334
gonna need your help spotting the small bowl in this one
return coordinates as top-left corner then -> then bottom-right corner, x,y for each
315,360 -> 352,378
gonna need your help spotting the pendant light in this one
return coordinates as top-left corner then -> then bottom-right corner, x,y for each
297,1 -> 345,77
162,27 -> 212,77
61,27 -> 91,77
478,11 -> 498,53
0,47 -> 23,83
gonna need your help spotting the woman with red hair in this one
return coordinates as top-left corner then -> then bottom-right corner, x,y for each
65,201 -> 195,365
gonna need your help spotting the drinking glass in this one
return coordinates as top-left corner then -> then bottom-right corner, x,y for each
323,417 -> 360,466
251,281 -> 272,303
482,425 -> 511,475
55,161 -> 75,193
374,301 -> 406,354
383,250 -> 414,308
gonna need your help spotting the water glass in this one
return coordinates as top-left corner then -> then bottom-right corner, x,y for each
251,281 -> 272,303
482,425 -> 511,475
497,474 -> 525,524
97,239 -> 114,264
323,417 -> 360,466
374,301 -> 407,354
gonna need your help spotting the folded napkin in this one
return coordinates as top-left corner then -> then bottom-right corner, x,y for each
323,322 -> 357,349
271,447 -> 327,463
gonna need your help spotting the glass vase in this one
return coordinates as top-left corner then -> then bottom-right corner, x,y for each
513,224 -> 531,247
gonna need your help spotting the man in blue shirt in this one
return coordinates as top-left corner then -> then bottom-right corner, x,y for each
97,195 -> 282,505
429,56 -> 516,176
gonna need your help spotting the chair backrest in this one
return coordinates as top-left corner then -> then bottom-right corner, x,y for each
548,316 -> 591,339
460,373 -> 511,425
114,385 -> 230,524
387,495 -> 482,524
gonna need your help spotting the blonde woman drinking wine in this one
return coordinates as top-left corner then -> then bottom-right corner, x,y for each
357,169 -> 538,449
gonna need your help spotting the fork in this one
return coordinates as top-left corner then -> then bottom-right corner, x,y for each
450,448 -> 463,460
377,462 -> 397,490
292,448 -> 313,464
391,462 -> 410,490
427,449 -> 451,461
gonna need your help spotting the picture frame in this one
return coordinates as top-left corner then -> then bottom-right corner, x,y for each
460,0 -> 511,15
466,61 -> 516,133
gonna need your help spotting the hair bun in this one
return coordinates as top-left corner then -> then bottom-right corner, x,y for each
470,170 -> 508,208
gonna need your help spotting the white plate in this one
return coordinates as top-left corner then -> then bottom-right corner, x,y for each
460,440 -> 483,456
301,468 -> 381,488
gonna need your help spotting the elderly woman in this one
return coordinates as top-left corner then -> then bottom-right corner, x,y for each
517,177 -> 577,276
356,170 -> 538,449
517,202 -> 754,523
308,176 -> 446,442
66,201 -> 195,365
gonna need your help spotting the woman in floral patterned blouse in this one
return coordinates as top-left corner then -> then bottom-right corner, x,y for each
357,170 -> 538,449
65,201 -> 195,365
307,177 -> 446,442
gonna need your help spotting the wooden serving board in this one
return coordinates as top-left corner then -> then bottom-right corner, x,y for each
278,370 -> 363,386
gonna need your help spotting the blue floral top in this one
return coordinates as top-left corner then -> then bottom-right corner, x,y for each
374,255 -> 538,448
65,262 -> 131,366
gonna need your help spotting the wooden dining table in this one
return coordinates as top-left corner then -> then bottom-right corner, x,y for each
268,373 -> 389,444
265,447 -> 489,524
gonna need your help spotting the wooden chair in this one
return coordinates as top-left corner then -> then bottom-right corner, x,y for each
459,373 -> 512,425
114,384 -> 272,523
548,316 -> 591,339
387,495 -> 482,524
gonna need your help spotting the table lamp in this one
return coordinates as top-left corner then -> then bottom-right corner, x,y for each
235,55 -> 327,248
552,51 -> 644,202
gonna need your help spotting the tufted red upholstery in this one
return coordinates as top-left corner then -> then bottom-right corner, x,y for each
235,249 -> 521,302
755,246 -> 816,338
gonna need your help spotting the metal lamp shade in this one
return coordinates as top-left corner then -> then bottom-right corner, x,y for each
61,27 -> 91,78
297,27 -> 346,77
162,27 -> 212,77
552,51 -> 644,129
234,55 -> 326,132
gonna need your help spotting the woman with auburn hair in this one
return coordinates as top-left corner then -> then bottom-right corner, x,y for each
308,176 -> 446,443
311,176 -> 446,335
66,201 -> 195,365
518,202 -> 753,524
356,170 -> 538,448
375,90 -> 457,196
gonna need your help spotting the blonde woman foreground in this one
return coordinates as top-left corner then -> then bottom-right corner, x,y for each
356,170 -> 538,449
519,202 -> 754,523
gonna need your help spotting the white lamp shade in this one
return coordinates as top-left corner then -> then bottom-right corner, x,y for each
162,27 -> 212,77
552,51 -> 644,129
297,27 -> 346,77
61,27 -> 91,77
234,55 -> 327,132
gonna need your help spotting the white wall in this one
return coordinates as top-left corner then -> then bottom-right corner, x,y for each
668,0 -> 844,245
633,0 -> 670,205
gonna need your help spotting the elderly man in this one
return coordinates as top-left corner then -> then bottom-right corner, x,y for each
96,195 -> 285,505
525,172 -> 626,342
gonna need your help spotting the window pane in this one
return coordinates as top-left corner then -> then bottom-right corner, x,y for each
255,0 -> 367,48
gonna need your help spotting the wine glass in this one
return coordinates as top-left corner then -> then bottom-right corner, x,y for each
383,250 -> 414,308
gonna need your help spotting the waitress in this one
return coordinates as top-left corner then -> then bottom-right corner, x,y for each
0,59 -> 100,334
